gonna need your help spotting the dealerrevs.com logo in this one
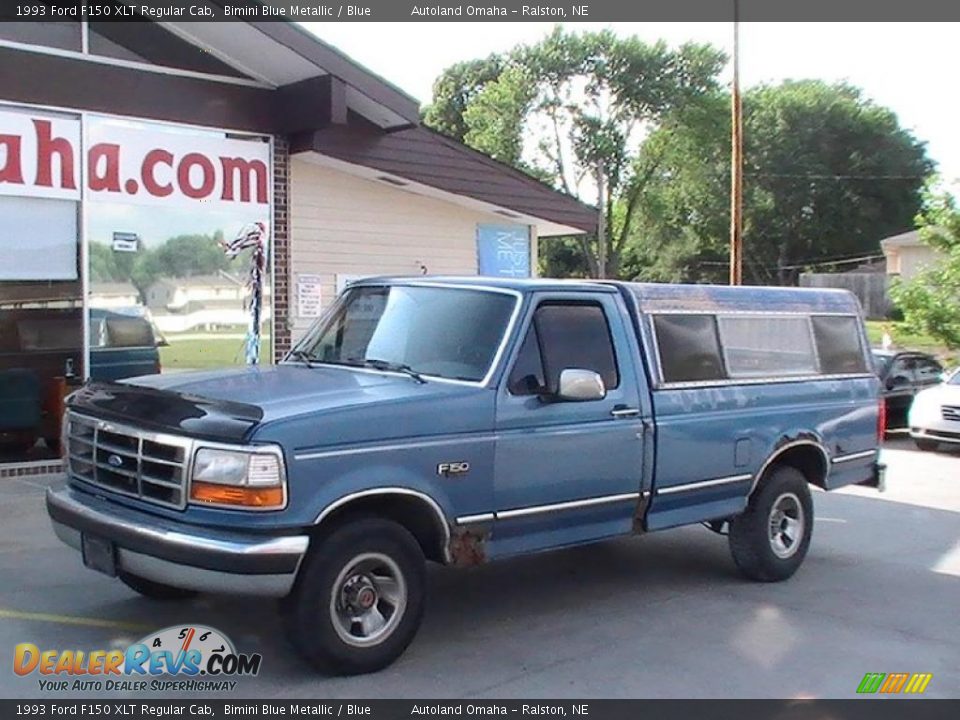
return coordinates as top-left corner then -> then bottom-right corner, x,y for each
14,625 -> 261,693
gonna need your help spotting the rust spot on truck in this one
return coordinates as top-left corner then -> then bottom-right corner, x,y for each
631,493 -> 651,534
449,526 -> 489,567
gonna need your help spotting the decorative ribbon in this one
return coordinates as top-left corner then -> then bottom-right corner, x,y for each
222,221 -> 268,365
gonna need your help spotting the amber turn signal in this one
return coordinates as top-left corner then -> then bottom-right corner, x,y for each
190,481 -> 284,508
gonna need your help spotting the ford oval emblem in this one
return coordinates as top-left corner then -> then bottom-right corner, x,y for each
107,454 -> 124,468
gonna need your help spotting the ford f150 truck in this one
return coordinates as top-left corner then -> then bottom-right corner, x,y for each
47,277 -> 885,675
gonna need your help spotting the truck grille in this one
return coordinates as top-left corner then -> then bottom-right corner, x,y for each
942,406 -> 960,422
66,413 -> 191,509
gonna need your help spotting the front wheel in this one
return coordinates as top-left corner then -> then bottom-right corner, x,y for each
728,466 -> 813,582
914,438 -> 939,452
282,518 -> 426,675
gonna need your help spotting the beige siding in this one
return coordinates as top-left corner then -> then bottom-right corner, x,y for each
289,157 -> 535,340
897,245 -> 941,279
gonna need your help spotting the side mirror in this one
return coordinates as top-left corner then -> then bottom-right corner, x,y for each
886,375 -> 909,391
556,368 -> 606,402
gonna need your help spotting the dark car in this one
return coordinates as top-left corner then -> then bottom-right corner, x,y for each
871,350 -> 944,430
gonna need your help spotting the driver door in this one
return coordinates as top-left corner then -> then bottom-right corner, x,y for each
490,292 -> 647,558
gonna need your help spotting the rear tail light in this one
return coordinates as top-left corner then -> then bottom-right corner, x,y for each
878,397 -> 888,440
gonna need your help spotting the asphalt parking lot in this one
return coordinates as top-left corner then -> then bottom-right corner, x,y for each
1,436 -> 957,699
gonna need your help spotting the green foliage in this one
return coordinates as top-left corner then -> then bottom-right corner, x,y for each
423,55 -> 505,142
89,231 -> 229,301
423,27 -> 726,278
889,190 -> 960,349
624,80 -> 933,285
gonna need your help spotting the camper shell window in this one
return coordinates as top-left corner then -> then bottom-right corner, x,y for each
651,312 -> 868,386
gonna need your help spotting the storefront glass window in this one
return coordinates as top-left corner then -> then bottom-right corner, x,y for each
85,116 -> 272,377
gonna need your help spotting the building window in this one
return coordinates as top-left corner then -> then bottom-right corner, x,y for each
0,197 -> 78,282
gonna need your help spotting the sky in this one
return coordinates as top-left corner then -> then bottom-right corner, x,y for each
304,22 -> 960,190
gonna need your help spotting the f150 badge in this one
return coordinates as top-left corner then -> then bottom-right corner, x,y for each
437,462 -> 470,477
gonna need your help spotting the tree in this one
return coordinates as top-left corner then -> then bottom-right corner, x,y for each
89,231 -> 230,303
623,80 -> 933,285
151,233 -> 230,279
424,28 -> 727,278
890,190 -> 960,348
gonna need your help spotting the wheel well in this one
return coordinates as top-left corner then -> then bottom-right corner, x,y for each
314,494 -> 448,563
761,443 -> 829,490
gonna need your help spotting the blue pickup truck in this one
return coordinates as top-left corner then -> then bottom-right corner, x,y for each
47,277 -> 884,674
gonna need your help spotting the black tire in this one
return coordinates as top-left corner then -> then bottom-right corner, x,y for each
119,572 -> 198,600
282,518 -> 426,676
914,438 -> 939,452
728,465 -> 813,582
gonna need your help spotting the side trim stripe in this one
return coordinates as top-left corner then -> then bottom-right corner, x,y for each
294,434 -> 495,461
456,492 -> 642,525
656,473 -> 753,496
831,449 -> 877,464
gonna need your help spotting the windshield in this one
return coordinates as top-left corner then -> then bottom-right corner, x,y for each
291,285 -> 518,382
949,369 -> 960,386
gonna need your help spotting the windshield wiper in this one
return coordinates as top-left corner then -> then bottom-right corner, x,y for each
347,357 -> 427,384
286,349 -> 322,367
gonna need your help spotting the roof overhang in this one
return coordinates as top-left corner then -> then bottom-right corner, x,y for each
296,152 -> 586,237
291,125 -> 597,236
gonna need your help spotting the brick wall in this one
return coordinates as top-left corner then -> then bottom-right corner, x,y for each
272,136 -> 291,363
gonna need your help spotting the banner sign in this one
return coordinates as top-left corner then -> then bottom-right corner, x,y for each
477,224 -> 531,278
0,109 -> 270,210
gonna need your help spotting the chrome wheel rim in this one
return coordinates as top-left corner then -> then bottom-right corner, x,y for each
329,552 -> 406,647
768,492 -> 805,559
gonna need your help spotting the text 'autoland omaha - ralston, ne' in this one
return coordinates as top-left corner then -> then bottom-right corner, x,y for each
410,5 -> 586,17
410,706 -> 579,716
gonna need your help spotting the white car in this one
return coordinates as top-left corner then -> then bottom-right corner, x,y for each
908,368 -> 960,451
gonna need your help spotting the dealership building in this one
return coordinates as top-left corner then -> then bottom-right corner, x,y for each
0,18 -> 595,472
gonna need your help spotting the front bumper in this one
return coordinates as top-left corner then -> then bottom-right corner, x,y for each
46,485 -> 309,597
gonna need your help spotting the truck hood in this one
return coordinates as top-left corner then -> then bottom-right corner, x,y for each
69,365 -> 483,442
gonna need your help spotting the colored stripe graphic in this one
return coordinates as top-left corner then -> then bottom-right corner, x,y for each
880,672 -> 909,693
857,673 -> 885,694
904,674 -> 933,694
857,672 -> 933,694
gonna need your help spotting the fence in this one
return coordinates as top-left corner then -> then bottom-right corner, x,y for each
799,273 -> 892,319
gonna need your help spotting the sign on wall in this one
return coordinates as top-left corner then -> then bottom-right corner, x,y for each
477,224 -> 531,278
296,274 -> 323,318
0,108 -> 270,211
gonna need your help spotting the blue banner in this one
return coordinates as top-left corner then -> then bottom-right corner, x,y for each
476,224 -> 531,278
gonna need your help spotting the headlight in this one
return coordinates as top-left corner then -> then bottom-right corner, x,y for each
190,447 -> 286,510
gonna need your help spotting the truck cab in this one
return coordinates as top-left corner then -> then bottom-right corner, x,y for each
47,277 -> 883,675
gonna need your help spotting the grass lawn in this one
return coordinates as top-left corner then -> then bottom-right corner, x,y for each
865,321 -> 959,366
160,335 -> 271,370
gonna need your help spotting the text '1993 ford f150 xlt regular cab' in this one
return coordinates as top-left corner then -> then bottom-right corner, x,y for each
47,277 -> 885,674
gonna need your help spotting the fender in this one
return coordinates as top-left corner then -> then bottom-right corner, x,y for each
748,437 -> 831,497
313,487 -> 453,562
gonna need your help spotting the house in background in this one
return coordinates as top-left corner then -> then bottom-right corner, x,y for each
87,282 -> 140,309
881,229 -> 944,279
145,273 -> 272,334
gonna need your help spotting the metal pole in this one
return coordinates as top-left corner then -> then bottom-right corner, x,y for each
729,3 -> 744,285
597,164 -> 607,279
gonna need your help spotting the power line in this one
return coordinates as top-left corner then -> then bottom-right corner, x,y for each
745,172 -> 927,181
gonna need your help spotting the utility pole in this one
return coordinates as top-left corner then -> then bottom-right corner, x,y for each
596,164 -> 607,279
729,1 -> 744,286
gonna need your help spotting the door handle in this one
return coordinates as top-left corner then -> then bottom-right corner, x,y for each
611,406 -> 640,418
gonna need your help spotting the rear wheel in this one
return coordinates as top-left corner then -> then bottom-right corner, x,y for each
728,466 -> 813,582
282,518 -> 426,675
914,438 -> 939,452
119,572 -> 198,600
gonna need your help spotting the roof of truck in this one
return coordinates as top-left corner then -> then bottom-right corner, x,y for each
347,276 -> 862,314
348,276 -> 619,293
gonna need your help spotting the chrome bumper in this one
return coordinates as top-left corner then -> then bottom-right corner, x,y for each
46,485 -> 309,597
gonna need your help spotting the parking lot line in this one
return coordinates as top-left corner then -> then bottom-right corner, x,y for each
0,608 -> 151,632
